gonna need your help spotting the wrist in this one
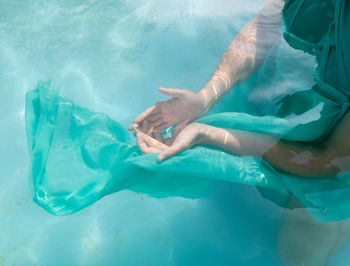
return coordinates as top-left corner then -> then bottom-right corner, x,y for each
193,123 -> 215,146
197,85 -> 217,113
196,90 -> 209,110
190,123 -> 209,145
194,124 -> 241,156
197,77 -> 235,112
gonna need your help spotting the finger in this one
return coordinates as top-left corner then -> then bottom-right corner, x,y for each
137,133 -> 162,153
164,138 -> 172,146
136,133 -> 151,153
158,87 -> 186,99
168,137 -> 175,146
149,118 -> 167,129
131,125 -> 140,137
154,122 -> 171,131
153,131 -> 164,143
147,113 -> 163,123
134,123 -> 151,136
131,123 -> 141,135
133,126 -> 143,138
131,123 -> 140,130
141,120 -> 152,135
129,123 -> 142,131
135,127 -> 166,149
158,145 -> 182,162
141,132 -> 168,150
142,145 -> 162,153
133,105 -> 160,125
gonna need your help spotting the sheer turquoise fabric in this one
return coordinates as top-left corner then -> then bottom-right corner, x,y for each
282,0 -> 350,99
25,0 -> 350,223
26,81 -> 350,223
25,82 -> 214,215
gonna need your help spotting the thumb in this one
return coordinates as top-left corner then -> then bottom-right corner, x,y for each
158,87 -> 186,99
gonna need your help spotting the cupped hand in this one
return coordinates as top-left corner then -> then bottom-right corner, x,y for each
128,87 -> 207,143
132,123 -> 205,163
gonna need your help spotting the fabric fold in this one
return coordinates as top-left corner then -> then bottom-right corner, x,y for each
25,81 -> 350,223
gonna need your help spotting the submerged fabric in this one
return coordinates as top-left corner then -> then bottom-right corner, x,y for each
26,81 -> 350,223
322,0 -> 350,98
24,0 -> 350,223
282,0 -> 350,100
282,0 -> 335,56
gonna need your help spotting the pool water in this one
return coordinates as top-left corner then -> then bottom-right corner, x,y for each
1,0 -> 350,265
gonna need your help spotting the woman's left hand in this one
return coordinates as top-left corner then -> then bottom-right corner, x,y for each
132,123 -> 205,162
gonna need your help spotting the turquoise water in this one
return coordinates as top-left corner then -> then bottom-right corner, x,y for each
1,0 -> 350,265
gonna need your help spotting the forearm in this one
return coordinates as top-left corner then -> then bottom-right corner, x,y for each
197,124 -> 339,178
197,19 -> 259,111
198,0 -> 284,111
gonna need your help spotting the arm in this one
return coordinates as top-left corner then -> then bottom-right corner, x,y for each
197,111 -> 350,178
198,0 -> 285,112
134,110 -> 350,178
131,0 -> 285,144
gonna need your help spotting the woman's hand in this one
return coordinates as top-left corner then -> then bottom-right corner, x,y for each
128,87 -> 208,143
133,123 -> 206,162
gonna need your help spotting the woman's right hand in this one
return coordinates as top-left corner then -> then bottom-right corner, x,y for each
128,87 -> 208,144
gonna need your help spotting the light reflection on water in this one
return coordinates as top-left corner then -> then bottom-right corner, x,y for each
1,0 -> 350,265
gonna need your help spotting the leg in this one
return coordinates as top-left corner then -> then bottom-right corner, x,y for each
277,193 -> 348,266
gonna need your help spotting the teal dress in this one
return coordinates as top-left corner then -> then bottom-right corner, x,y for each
25,0 -> 350,222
